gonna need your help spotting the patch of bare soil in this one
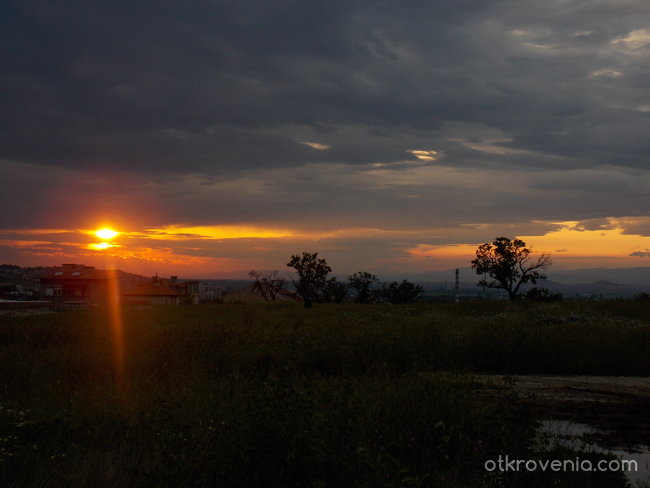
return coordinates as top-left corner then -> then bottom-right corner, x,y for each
477,375 -> 650,451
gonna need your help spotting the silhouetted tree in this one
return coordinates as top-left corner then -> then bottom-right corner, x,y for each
286,252 -> 332,301
348,271 -> 379,303
249,270 -> 287,301
524,287 -> 562,302
471,237 -> 551,300
380,280 -> 423,304
322,278 -> 348,303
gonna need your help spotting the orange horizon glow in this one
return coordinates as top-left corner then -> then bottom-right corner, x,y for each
3,219 -> 650,276
518,222 -> 650,257
142,224 -> 297,240
403,220 -> 650,269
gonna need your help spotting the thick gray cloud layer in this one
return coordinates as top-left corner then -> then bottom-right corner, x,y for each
1,0 -> 649,232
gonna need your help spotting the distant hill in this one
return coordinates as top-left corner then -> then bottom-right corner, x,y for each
403,266 -> 650,299
591,280 -> 620,287
0,264 -> 149,292
400,266 -> 650,286
0,264 -> 48,283
548,267 -> 650,285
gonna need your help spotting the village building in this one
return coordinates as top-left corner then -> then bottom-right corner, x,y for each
40,264 -> 205,307
40,265 -> 210,307
122,275 -> 201,305
199,281 -> 222,302
40,264 -> 111,307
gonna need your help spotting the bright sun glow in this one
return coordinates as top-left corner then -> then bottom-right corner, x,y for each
96,228 -> 119,240
89,242 -> 115,250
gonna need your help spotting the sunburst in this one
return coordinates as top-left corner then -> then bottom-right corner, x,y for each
95,228 -> 119,240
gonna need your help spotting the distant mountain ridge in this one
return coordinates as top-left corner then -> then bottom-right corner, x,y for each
545,267 -> 650,286
396,266 -> 650,286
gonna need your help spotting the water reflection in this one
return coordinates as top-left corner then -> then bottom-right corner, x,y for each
537,419 -> 650,483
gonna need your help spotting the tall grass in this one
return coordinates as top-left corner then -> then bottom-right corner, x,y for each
0,301 -> 645,487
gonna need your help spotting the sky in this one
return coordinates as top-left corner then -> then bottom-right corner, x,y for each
1,0 -> 650,279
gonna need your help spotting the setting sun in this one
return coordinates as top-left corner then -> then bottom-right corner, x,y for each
96,228 -> 119,240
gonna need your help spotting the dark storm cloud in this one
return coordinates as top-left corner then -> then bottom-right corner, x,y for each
619,218 -> 650,237
3,0 -> 647,174
570,218 -> 618,232
2,0 -> 650,240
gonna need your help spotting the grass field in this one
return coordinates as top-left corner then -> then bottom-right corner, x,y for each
1,300 -> 647,487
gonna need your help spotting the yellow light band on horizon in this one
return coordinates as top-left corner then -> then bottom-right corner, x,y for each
518,222 -> 650,257
409,221 -> 650,260
143,225 -> 297,239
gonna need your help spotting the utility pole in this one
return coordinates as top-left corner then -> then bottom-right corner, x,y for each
455,268 -> 460,303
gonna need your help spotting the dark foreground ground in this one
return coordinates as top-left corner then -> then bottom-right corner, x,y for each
1,301 -> 649,487
480,375 -> 650,451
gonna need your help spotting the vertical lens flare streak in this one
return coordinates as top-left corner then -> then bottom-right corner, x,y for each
106,266 -> 126,400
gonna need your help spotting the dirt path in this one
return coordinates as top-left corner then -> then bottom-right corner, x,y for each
477,375 -> 650,450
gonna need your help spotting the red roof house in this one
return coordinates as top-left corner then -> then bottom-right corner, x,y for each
40,264 -> 111,306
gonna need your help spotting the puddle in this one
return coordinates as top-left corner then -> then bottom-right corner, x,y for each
538,419 -> 601,443
537,419 -> 650,484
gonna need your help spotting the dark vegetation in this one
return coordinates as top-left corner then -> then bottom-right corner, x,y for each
1,300 -> 646,487
285,251 -> 423,304
472,237 -> 552,301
